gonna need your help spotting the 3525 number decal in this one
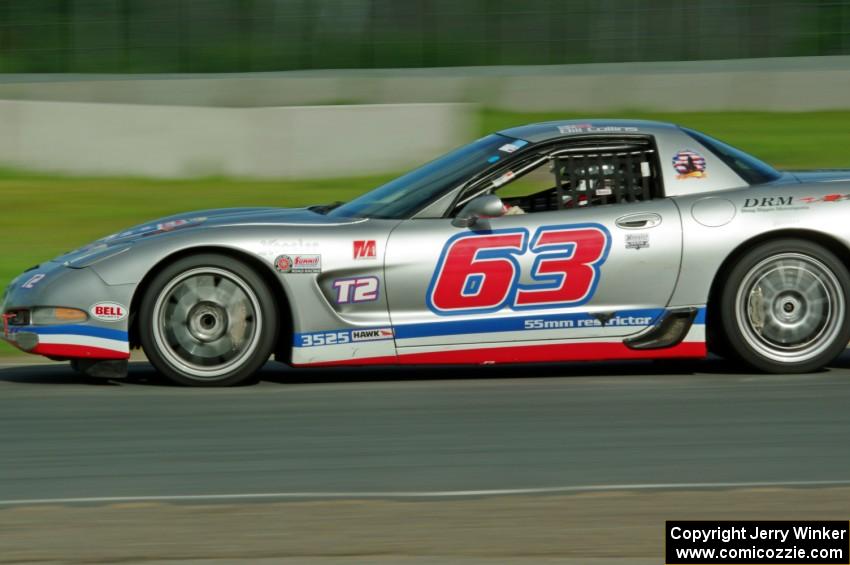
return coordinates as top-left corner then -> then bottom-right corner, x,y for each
427,223 -> 610,315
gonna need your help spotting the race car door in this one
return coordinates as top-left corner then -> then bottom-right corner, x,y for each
383,142 -> 684,358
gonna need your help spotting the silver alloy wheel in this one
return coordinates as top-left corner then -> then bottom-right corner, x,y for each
735,252 -> 844,364
152,267 -> 263,379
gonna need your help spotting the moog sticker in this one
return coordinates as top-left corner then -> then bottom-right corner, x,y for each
353,240 -> 377,260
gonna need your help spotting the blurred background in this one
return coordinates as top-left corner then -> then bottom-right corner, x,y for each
2,0 -> 850,355
3,0 -> 850,72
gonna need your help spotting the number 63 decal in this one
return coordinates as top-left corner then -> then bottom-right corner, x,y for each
427,223 -> 611,315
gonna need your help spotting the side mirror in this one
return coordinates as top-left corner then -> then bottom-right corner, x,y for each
452,194 -> 505,228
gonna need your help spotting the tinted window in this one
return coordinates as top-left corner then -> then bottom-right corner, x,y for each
328,134 -> 516,219
681,127 -> 781,185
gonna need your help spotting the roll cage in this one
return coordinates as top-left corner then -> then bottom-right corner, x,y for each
446,134 -> 665,217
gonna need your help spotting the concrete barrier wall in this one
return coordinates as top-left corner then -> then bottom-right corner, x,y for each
1,56 -> 849,111
0,101 -> 472,178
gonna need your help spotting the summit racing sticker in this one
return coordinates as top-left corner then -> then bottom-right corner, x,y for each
672,149 -> 707,179
275,254 -> 321,273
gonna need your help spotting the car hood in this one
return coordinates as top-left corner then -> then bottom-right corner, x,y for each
53,207 -> 361,265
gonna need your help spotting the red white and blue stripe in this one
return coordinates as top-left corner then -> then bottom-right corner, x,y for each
4,325 -> 130,360
292,307 -> 707,367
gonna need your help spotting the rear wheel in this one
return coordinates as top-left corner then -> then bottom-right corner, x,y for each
140,254 -> 278,386
720,239 -> 850,373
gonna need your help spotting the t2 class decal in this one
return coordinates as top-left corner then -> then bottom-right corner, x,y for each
21,274 -> 46,289
333,276 -> 379,304
427,223 -> 610,315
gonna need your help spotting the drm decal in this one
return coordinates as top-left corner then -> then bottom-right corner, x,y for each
90,302 -> 127,322
333,277 -> 379,303
427,223 -> 611,315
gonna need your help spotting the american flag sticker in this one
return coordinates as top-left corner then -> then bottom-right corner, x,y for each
672,149 -> 707,179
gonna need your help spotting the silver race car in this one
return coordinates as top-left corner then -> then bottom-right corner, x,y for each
4,120 -> 850,385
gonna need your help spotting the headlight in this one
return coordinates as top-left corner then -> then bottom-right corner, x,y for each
30,307 -> 88,325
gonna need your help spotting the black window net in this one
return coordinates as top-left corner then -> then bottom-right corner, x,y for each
500,143 -> 661,213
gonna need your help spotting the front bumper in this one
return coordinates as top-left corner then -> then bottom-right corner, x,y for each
2,323 -> 130,360
2,264 -> 133,361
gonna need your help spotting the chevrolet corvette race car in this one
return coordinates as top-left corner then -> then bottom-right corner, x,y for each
4,119 -> 850,386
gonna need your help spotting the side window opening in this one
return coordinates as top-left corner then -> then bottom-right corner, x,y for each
454,138 -> 663,215
681,127 -> 781,185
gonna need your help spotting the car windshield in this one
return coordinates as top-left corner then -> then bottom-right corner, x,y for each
327,134 -> 517,219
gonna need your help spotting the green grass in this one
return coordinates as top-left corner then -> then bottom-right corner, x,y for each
2,109 -> 850,357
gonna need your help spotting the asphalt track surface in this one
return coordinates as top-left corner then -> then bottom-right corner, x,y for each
2,353 -> 850,504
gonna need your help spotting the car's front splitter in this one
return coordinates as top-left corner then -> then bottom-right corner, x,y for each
2,323 -> 130,360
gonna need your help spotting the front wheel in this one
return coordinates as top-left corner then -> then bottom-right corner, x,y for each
140,254 -> 278,386
719,239 -> 850,373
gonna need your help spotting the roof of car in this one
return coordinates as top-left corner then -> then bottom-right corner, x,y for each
498,119 -> 679,143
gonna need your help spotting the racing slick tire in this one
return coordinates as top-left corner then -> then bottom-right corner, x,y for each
140,253 -> 278,386
720,238 -> 850,373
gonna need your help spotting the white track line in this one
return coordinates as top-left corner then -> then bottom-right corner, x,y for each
2,479 -> 850,506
